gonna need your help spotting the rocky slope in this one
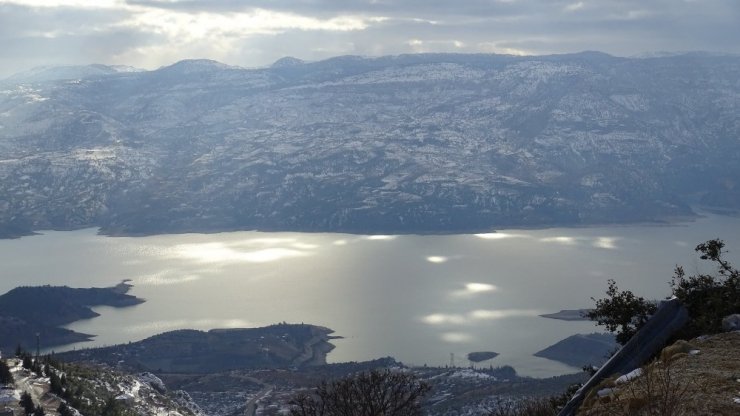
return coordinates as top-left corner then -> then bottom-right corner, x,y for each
578,331 -> 740,415
2,357 -> 200,416
1,52 -> 739,236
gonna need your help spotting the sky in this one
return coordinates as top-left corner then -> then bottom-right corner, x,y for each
1,0 -> 739,77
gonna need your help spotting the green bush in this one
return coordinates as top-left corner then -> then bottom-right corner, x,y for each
589,239 -> 739,345
586,280 -> 657,345
671,239 -> 739,338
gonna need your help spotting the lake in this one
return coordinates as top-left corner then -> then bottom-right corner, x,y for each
1,213 -> 738,377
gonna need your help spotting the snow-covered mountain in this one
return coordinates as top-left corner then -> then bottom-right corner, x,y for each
3,64 -> 143,83
0,52 -> 738,237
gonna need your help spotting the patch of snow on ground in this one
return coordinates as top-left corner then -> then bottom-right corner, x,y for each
449,369 -> 494,380
615,368 -> 642,384
597,388 -> 615,397
138,373 -> 167,393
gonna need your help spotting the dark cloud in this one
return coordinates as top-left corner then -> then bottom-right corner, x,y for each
1,0 -> 739,78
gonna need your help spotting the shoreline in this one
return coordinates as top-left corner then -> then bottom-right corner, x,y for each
1,211 -> 717,240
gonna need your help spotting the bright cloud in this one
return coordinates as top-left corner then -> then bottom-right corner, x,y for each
1,0 -> 739,77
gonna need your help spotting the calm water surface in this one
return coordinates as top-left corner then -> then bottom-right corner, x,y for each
1,213 -> 738,377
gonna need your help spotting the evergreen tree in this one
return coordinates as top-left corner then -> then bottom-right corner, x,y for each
57,402 -> 74,416
21,355 -> 32,370
19,391 -> 35,415
101,397 -> 129,416
49,371 -> 63,395
33,405 -> 45,416
0,360 -> 13,385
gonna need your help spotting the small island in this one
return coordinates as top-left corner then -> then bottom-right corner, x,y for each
534,333 -> 617,368
539,309 -> 593,321
467,351 -> 499,363
0,281 -> 145,354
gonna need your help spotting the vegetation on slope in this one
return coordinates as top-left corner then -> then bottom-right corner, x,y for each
0,282 -> 145,353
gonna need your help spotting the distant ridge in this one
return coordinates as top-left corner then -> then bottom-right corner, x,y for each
4,63 -> 143,83
271,56 -> 306,68
156,58 -> 240,74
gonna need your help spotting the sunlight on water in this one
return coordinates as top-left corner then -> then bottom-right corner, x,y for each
450,282 -> 498,298
3,214 -> 738,378
474,232 -> 526,240
539,236 -> 577,245
469,309 -> 542,320
426,255 -> 448,263
441,332 -> 474,343
594,237 -> 619,249
139,271 -> 201,286
171,242 -> 312,263
422,313 -> 468,325
123,318 -> 253,333
422,309 -> 541,326
365,235 -> 397,241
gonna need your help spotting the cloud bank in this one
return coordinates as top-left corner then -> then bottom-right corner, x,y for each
1,0 -> 739,77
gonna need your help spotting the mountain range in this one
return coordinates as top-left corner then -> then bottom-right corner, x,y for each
1,52 -> 739,237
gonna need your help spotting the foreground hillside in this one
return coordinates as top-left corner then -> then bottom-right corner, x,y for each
1,356 -> 200,415
579,331 -> 740,416
1,52 -> 739,236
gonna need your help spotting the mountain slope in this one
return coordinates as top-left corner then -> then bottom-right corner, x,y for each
1,52 -> 739,236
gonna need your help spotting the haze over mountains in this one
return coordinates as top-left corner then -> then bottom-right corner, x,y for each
1,52 -> 739,237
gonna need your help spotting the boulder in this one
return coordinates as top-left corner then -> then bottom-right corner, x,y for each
721,314 -> 740,332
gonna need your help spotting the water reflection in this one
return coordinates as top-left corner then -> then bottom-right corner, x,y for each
539,236 -> 577,245
365,235 -> 397,241
423,308 -> 539,326
594,237 -> 619,249
538,236 -> 621,249
423,313 -> 468,325
441,332 -> 474,343
139,271 -> 200,286
469,309 -> 541,320
6,214 -> 737,378
171,242 -> 312,263
474,232 -> 526,240
451,282 -> 498,298
124,318 -> 253,333
426,256 -> 448,263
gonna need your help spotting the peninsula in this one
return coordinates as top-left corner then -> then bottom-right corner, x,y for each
0,282 -> 145,353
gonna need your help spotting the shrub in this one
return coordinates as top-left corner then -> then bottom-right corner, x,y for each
0,360 -> 13,385
586,280 -> 657,345
588,239 -> 739,345
289,369 -> 430,416
489,397 -> 557,416
670,239 -> 739,338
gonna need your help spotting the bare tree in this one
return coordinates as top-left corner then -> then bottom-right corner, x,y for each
289,369 -> 430,416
